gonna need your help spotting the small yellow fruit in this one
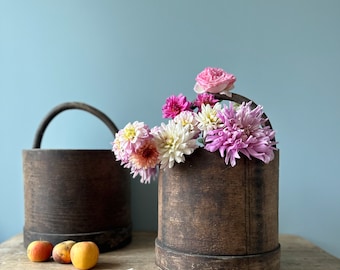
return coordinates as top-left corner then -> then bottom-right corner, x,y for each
52,240 -> 76,264
70,241 -> 99,270
27,240 -> 53,262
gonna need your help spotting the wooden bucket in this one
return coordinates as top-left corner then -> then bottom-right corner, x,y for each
155,94 -> 280,269
22,102 -> 131,252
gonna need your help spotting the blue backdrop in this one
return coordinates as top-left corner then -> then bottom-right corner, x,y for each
1,0 -> 339,258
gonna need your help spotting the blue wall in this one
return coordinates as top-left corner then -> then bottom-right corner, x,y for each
1,0 -> 340,258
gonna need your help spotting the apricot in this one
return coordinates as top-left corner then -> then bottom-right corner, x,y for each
27,240 -> 53,262
70,241 -> 99,270
52,240 -> 76,264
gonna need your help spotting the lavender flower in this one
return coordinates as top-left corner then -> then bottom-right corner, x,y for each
204,102 -> 276,167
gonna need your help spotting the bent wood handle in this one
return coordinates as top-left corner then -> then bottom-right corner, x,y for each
33,102 -> 119,149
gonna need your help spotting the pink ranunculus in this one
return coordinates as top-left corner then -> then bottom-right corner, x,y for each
194,67 -> 236,97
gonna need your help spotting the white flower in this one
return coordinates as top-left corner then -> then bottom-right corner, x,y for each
195,103 -> 223,138
152,120 -> 198,169
173,111 -> 200,136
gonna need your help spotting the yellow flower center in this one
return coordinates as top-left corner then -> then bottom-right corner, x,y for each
181,119 -> 188,126
124,126 -> 136,140
204,110 -> 218,124
165,136 -> 174,149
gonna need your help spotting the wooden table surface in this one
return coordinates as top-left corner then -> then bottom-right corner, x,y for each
0,232 -> 339,269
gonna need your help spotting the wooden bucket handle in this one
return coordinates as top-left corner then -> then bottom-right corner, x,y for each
32,102 -> 119,149
214,93 -> 274,130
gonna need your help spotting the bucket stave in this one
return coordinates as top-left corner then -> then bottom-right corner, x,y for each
23,102 -> 131,252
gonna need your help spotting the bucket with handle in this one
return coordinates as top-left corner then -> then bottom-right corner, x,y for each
22,102 -> 131,252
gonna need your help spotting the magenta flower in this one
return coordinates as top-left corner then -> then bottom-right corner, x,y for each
193,93 -> 219,111
162,93 -> 191,119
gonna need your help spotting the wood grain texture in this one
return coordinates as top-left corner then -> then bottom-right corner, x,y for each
156,148 -> 279,269
22,102 -> 131,252
1,233 -> 340,270
22,149 -> 132,252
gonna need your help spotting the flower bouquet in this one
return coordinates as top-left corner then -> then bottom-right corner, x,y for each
112,67 -> 277,183
112,67 -> 280,269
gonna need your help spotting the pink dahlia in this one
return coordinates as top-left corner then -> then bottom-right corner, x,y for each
162,93 -> 191,119
129,139 -> 159,183
112,121 -> 159,183
129,139 -> 159,170
193,93 -> 219,111
113,121 -> 151,156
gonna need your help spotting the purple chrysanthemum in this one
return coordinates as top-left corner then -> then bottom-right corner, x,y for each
204,102 -> 276,166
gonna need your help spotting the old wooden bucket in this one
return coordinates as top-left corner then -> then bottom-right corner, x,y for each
155,94 -> 280,269
23,102 -> 131,252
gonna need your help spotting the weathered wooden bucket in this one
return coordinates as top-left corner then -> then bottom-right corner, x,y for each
155,94 -> 280,269
23,102 -> 131,252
